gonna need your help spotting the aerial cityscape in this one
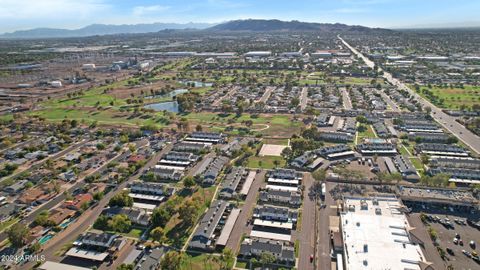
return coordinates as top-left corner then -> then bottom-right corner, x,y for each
0,1 -> 479,270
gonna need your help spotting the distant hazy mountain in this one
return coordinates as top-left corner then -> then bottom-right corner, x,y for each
0,22 -> 214,39
208,19 -> 387,32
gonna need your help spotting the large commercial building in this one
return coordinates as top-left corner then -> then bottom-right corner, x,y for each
340,196 -> 431,270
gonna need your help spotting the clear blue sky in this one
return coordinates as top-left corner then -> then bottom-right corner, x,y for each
1,0 -> 479,33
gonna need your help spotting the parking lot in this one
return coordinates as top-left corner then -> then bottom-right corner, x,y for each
408,207 -> 480,270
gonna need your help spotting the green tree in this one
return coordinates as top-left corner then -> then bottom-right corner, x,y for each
151,207 -> 172,227
93,215 -> 110,231
7,223 -> 29,248
183,176 -> 196,190
259,251 -> 276,267
108,214 -> 132,233
109,190 -> 133,207
117,264 -> 134,270
220,248 -> 235,269
160,251 -> 183,270
150,227 -> 165,243
178,199 -> 200,226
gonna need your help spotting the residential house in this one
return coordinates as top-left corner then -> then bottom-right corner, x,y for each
104,207 -> 150,226
259,190 -> 302,207
239,238 -> 295,265
64,193 -> 93,211
219,167 -> 246,198
189,200 -> 228,251
202,156 -> 229,185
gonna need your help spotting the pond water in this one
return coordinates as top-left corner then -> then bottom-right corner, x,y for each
180,81 -> 213,87
144,89 -> 189,99
144,101 -> 180,113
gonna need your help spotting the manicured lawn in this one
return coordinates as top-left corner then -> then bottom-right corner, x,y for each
235,260 -> 248,269
247,156 -> 286,169
0,114 -> 13,121
264,138 -> 290,145
182,112 -> 302,137
181,253 -> 233,270
415,85 -> 480,109
0,218 -> 19,233
409,157 -> 424,170
190,86 -> 213,95
125,228 -> 144,238
399,145 -> 410,156
29,108 -> 166,128
357,125 -> 377,141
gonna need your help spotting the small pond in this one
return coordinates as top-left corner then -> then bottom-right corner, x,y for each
144,101 -> 180,113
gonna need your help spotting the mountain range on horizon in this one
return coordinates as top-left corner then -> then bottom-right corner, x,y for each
2,19 -> 476,39
0,22 -> 215,39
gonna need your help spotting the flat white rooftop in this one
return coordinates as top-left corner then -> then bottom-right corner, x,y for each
158,160 -> 191,166
449,178 -> 480,184
250,230 -> 291,242
217,208 -> 241,246
129,193 -> 164,202
267,178 -> 299,185
133,202 -> 158,211
240,171 -> 256,195
254,219 -> 293,229
155,164 -> 186,171
66,247 -> 109,261
341,196 -> 426,270
328,151 -> 356,158
185,137 -> 221,143
39,261 -> 91,270
266,185 -> 299,192
421,151 -> 469,157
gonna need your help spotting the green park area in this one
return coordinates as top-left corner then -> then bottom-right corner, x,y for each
415,85 -> 480,110
182,112 -> 302,137
356,124 -> 377,143
247,155 -> 286,169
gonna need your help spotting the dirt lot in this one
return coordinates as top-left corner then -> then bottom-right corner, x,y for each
408,207 -> 480,270
258,144 -> 288,156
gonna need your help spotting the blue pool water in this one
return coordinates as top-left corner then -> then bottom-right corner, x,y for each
38,234 -> 53,245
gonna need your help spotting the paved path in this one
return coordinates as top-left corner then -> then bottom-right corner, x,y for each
340,87 -> 352,110
212,86 -> 240,107
339,36 -> 480,155
377,89 -> 400,112
257,86 -> 275,103
299,87 -> 309,111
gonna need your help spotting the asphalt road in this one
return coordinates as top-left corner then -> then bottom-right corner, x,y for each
317,181 -> 335,270
377,89 -> 401,112
339,36 -> 480,155
257,86 -> 275,103
299,87 -> 309,112
341,87 -> 353,110
225,170 -> 265,253
295,173 -> 315,270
